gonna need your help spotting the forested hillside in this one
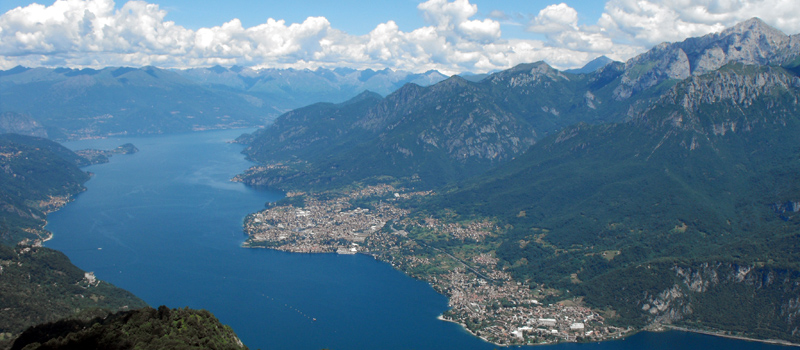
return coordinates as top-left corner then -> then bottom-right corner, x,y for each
0,134 -> 89,245
10,306 -> 247,350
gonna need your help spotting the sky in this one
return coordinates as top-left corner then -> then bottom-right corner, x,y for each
1,0 -> 800,74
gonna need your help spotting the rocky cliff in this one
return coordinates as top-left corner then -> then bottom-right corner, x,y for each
613,18 -> 800,100
586,260 -> 800,342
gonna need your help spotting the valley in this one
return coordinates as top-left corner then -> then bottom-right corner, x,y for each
2,11 -> 800,349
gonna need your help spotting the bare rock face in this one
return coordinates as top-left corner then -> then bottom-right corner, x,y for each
687,18 -> 800,75
614,18 -> 800,101
0,112 -> 47,138
645,263 -> 800,332
614,45 -> 692,100
631,64 -> 800,137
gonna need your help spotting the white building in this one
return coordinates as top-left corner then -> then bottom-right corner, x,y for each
538,318 -> 557,327
570,322 -> 585,330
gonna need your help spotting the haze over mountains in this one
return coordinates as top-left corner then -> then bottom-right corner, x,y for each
0,65 -> 447,140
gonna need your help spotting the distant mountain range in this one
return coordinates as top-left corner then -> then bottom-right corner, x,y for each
0,65 -> 448,140
235,18 -> 800,342
563,55 -> 615,74
177,65 -> 447,108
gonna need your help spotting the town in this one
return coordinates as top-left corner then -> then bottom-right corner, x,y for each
242,184 -> 633,345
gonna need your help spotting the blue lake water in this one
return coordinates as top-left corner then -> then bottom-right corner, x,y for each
45,129 -> 791,350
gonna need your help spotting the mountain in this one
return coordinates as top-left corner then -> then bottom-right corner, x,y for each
564,56 -> 615,74
238,18 -> 800,193
0,65 -> 447,141
611,18 -> 800,100
440,62 -> 800,258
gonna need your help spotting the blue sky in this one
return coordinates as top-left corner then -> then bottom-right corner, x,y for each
1,0 -> 799,73
0,0 -> 606,34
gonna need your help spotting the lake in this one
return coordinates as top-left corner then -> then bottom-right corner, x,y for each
46,129 -> 792,350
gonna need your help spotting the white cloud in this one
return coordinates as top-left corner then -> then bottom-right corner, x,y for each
526,3 -> 639,62
599,0 -> 800,46
417,0 -> 501,43
0,0 -> 539,73
528,3 -> 579,33
2,0 -> 800,73
520,0 -> 800,67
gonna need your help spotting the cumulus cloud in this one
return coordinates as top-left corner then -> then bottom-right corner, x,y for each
2,0 -> 800,73
526,3 -> 639,61
528,3 -> 579,33
417,0 -> 501,43
1,0 -> 550,73
598,0 -> 800,46
521,0 -> 800,66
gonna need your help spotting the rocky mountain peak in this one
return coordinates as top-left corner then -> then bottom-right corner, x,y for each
686,17 -> 799,75
426,75 -> 472,94
614,18 -> 800,101
722,17 -> 785,38
487,61 -> 568,88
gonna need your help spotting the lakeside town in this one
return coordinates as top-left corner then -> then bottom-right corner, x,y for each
242,184 -> 633,345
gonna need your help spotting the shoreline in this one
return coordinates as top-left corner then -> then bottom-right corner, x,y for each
436,315 -> 499,345
37,195 -> 80,246
40,229 -> 54,244
662,325 -> 800,347
243,243 -> 800,348
243,242 -> 632,347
